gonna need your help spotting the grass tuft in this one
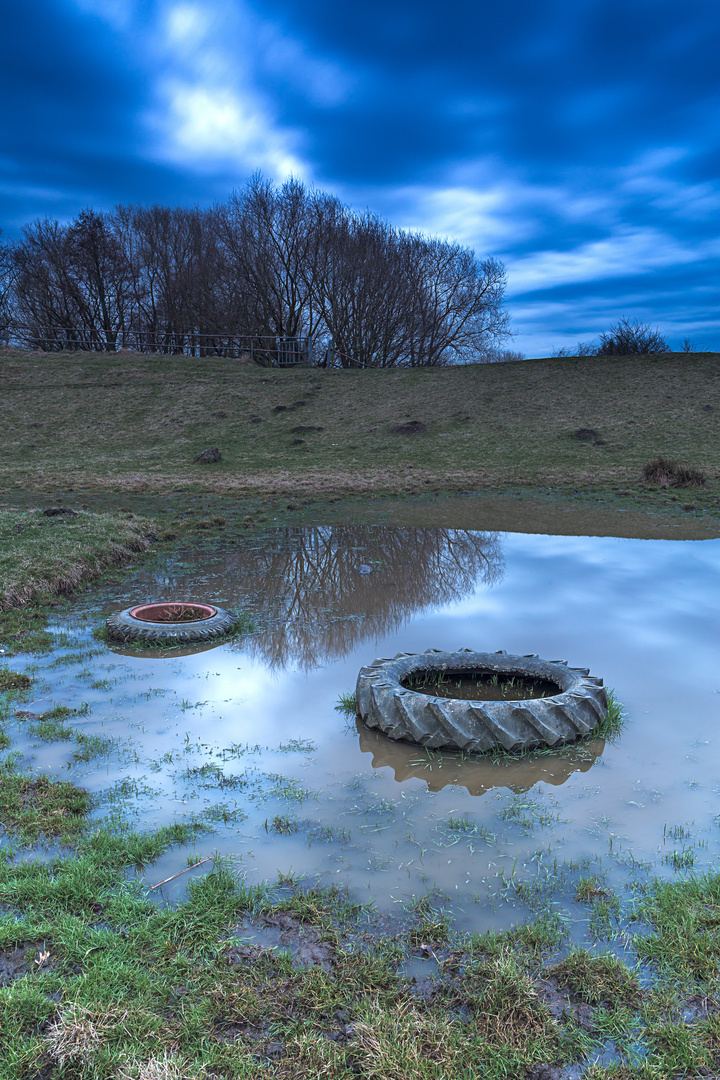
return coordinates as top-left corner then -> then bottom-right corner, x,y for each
642,456 -> 706,487
592,688 -> 626,740
0,670 -> 31,691
335,689 -> 357,714
548,948 -> 640,1007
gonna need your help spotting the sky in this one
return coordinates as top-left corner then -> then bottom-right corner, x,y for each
2,0 -> 720,356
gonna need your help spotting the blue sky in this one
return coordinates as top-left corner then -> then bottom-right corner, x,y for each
2,0 -> 720,355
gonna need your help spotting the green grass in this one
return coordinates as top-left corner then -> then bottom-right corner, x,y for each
634,872 -> 720,982
0,350 -> 719,509
0,507 -> 158,610
0,756 -> 93,843
0,670 -> 32,691
594,688 -> 627,740
335,690 -> 357,714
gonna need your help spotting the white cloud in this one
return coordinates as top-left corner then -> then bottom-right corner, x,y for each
394,185 -> 516,249
506,228 -> 711,294
160,79 -> 304,177
165,2 -> 211,44
73,0 -> 351,180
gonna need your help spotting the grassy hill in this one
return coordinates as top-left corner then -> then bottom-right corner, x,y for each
0,348 -> 718,503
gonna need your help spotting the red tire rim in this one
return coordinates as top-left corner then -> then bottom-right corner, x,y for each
128,602 -> 217,624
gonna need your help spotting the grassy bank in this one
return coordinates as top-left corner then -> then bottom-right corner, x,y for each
0,508 -> 158,610
0,507 -> 162,655
0,350 -> 718,507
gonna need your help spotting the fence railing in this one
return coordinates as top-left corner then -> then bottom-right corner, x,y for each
0,326 -> 324,366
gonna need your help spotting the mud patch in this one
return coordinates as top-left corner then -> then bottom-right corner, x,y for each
536,978 -> 596,1032
680,994 -> 720,1022
225,912 -> 336,973
571,428 -> 605,445
0,940 -> 54,986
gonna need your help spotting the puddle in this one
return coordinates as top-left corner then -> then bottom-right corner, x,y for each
7,522 -> 720,943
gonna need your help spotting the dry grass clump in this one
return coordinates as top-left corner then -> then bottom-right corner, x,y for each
118,1052 -> 198,1080
44,1003 -> 129,1065
642,456 -> 706,488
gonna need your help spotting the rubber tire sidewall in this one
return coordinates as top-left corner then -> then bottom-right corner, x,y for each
106,606 -> 238,645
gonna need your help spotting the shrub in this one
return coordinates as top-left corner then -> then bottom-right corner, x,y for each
642,457 -> 706,488
596,317 -> 668,356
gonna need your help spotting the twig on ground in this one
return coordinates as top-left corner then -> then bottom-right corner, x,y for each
149,857 -> 213,891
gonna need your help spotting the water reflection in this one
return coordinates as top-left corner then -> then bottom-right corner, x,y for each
358,723 -> 605,795
108,639 -> 225,659
236,526 -> 503,669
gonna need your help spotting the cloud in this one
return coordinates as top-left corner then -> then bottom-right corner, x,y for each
72,0 -> 139,30
506,229 -> 707,294
143,0 -> 354,179
158,80 -> 304,178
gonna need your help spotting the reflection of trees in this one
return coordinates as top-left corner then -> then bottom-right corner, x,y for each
230,526 -> 503,670
358,722 -> 604,796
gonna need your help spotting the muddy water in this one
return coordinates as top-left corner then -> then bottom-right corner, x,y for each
9,523 -> 720,938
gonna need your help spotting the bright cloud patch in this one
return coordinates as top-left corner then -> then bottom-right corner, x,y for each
161,79 -> 303,177
507,229 -> 709,293
146,0 -> 351,177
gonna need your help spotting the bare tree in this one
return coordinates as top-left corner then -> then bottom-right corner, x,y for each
215,174 -> 326,362
405,238 -> 509,366
11,211 -> 132,350
5,175 -> 511,364
0,230 -> 13,333
114,203 -> 225,353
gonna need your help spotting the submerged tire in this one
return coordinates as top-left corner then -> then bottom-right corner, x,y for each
356,649 -> 607,753
106,604 -> 238,645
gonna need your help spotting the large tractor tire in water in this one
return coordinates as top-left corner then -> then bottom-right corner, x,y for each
106,602 -> 238,645
356,648 -> 607,753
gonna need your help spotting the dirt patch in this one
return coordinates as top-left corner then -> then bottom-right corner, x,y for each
194,447 -> 221,463
525,1065 -> 566,1080
680,994 -> 720,1021
393,420 -> 426,435
290,426 -> 324,434
571,428 -> 606,446
536,978 -> 596,1031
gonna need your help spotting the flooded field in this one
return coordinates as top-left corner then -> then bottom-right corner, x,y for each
7,520 -> 720,944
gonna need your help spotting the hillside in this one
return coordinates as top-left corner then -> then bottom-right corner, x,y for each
0,349 -> 718,503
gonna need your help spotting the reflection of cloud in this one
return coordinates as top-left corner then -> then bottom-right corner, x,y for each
358,721 -> 604,796
204,526 -> 504,671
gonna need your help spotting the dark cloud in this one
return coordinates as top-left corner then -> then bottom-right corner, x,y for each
1,0 -> 719,352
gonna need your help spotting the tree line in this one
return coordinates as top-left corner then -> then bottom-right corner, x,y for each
0,175 -> 510,367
